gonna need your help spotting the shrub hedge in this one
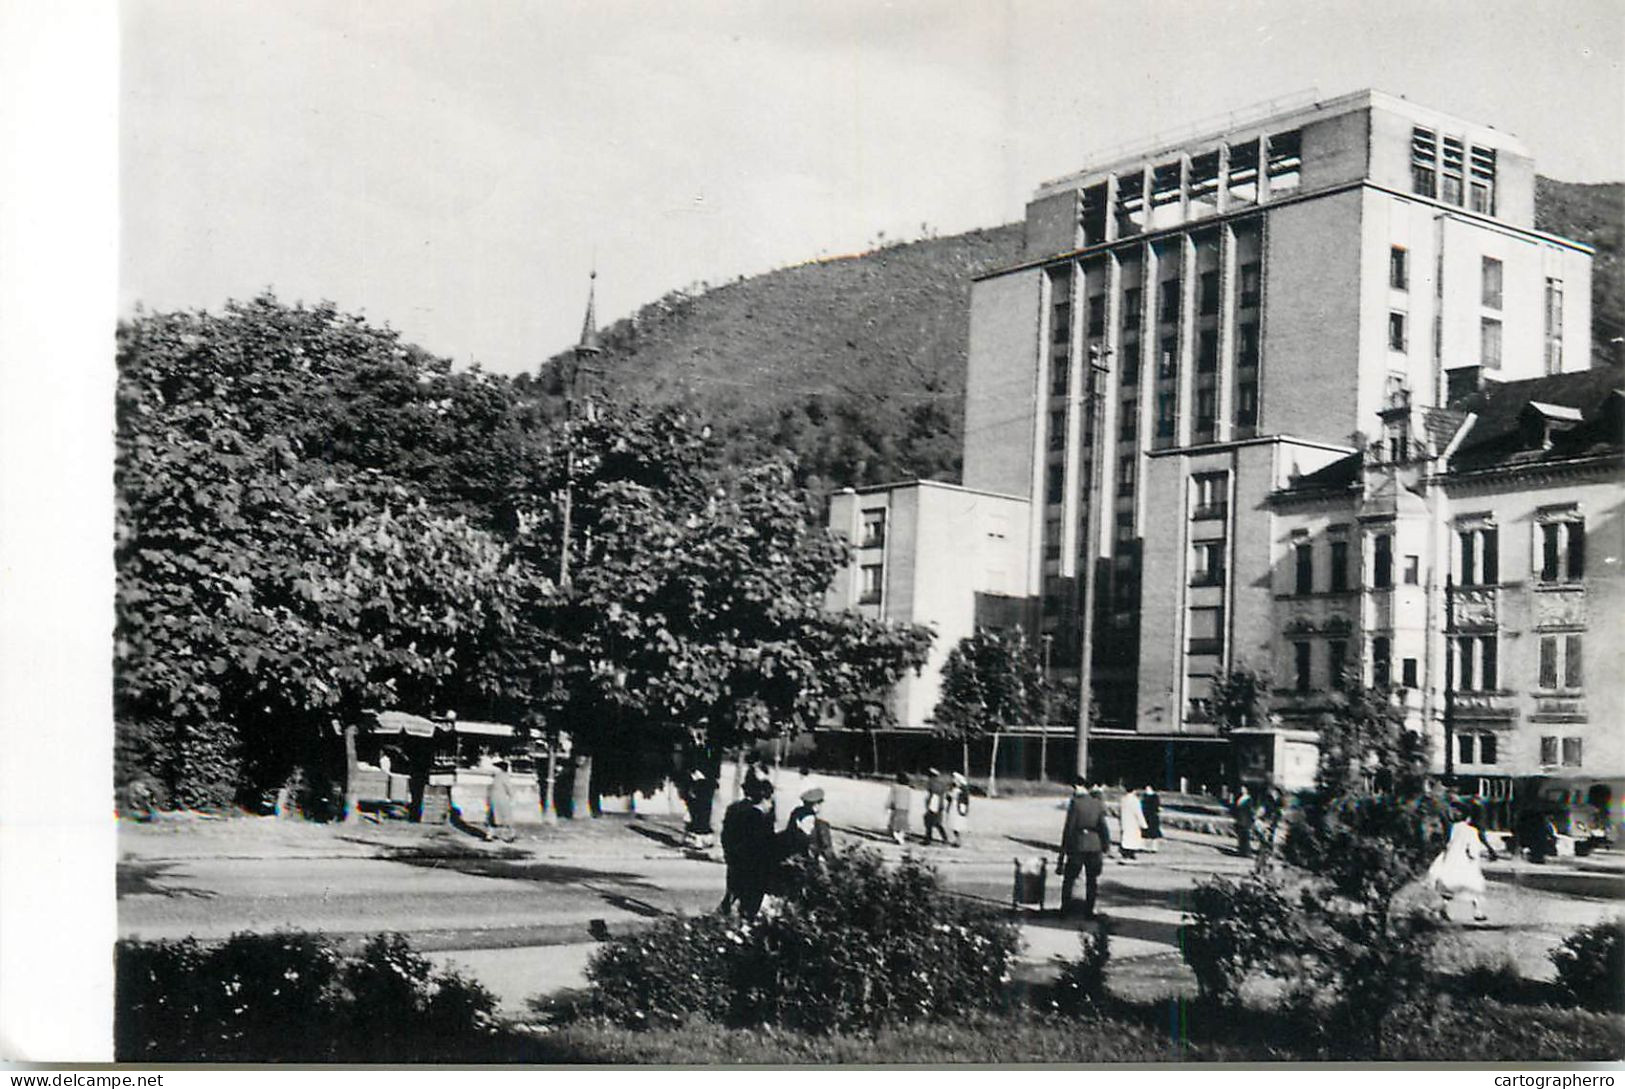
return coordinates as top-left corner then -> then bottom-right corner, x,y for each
1550,918 -> 1625,1013
116,931 -> 499,1062
585,847 -> 1021,1033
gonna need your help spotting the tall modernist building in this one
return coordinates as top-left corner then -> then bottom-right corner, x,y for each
828,90 -> 1611,793
957,89 -> 1597,781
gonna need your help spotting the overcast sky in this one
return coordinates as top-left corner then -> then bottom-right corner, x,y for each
121,0 -> 1625,375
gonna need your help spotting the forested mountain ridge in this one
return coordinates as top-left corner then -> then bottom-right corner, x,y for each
545,179 -> 1622,496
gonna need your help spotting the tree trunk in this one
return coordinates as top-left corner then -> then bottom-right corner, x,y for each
543,740 -> 559,825
987,731 -> 1001,798
870,731 -> 880,776
342,722 -> 360,824
961,738 -> 969,779
570,753 -> 594,819
729,748 -> 745,804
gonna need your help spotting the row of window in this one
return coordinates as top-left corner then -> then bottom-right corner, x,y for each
1289,518 -> 1586,594
1387,309 -> 1503,370
1451,732 -> 1585,770
1411,126 -> 1497,214
1292,632 -> 1585,694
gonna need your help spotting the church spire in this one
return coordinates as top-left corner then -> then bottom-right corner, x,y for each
576,269 -> 602,357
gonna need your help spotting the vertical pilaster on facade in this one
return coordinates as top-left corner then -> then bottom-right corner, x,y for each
1216,143 -> 1230,216
1135,241 -> 1158,528
1104,174 -> 1120,244
1252,135 -> 1270,205
1215,222 -> 1238,442
1060,260 -> 1084,577
1176,235 -> 1198,448
1178,153 -> 1192,222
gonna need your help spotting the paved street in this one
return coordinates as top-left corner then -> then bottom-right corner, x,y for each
117,769 -> 1623,1016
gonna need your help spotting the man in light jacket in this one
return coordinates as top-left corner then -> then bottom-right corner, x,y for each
1057,778 -> 1111,919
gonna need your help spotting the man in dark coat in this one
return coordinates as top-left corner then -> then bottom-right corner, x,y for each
780,787 -> 834,861
718,778 -> 777,918
1057,779 -> 1112,919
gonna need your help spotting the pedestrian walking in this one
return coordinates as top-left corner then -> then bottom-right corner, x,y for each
1057,778 -> 1111,919
1118,786 -> 1148,861
885,772 -> 913,844
486,760 -> 516,842
682,768 -> 717,849
719,778 -> 777,918
923,767 -> 949,845
1428,807 -> 1490,922
1232,784 -> 1256,857
944,771 -> 970,847
780,787 -> 834,863
1141,785 -> 1162,851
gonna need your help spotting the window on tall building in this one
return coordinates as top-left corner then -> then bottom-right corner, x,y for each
1565,633 -> 1584,689
1458,526 -> 1499,586
1458,731 -> 1499,768
1051,356 -> 1070,395
1371,635 -> 1392,688
1119,400 -> 1138,439
1540,735 -> 1559,766
1562,737 -> 1583,768
1188,606 -> 1224,654
1155,392 -> 1176,438
1122,286 -> 1143,329
1411,127 -> 1438,198
1192,472 -> 1227,520
1545,278 -> 1565,373
1159,280 -> 1181,324
1159,335 -> 1179,378
1328,639 -> 1347,689
1389,311 -> 1408,352
1049,408 -> 1067,450
1441,136 -> 1465,205
1189,151 -> 1220,216
1373,533 -> 1393,588
1401,657 -> 1418,688
1116,455 -> 1135,495
1539,636 -> 1558,689
1199,271 -> 1220,316
1046,466 -> 1064,504
1115,171 -> 1146,236
1115,511 -> 1135,543
858,563 -> 883,604
1121,339 -> 1140,385
1480,318 -> 1503,370
859,509 -> 887,548
1404,554 -> 1420,585
1390,246 -> 1409,291
1481,256 -> 1503,309
1538,518 -> 1585,581
1266,130 -> 1302,195
1228,140 -> 1260,205
1087,294 -> 1106,336
1235,381 -> 1259,428
1329,540 -> 1350,592
1294,641 -> 1312,693
1080,183 -> 1109,245
1470,146 -> 1497,214
1237,322 -> 1260,368
1454,635 -> 1498,691
1197,329 -> 1219,373
1479,732 -> 1498,765
1238,263 -> 1261,309
1295,541 -> 1314,594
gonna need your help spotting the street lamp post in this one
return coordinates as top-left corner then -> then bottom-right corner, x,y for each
1075,345 -> 1111,781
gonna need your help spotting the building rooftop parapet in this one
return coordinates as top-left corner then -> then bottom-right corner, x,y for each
838,477 -> 1033,503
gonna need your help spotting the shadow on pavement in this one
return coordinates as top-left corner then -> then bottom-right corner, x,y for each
117,860 -> 218,900
626,823 -> 686,850
380,851 -> 659,889
1488,869 -> 1625,901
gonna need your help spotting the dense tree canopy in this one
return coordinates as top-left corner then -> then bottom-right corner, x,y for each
931,628 -> 1047,741
117,296 -> 933,808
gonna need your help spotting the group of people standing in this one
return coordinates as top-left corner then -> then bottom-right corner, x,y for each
884,768 -> 971,847
716,772 -> 833,919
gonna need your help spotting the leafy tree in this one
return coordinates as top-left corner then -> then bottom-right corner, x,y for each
932,627 -> 1048,789
1209,664 -> 1272,734
481,400 -> 934,810
116,297 -> 530,807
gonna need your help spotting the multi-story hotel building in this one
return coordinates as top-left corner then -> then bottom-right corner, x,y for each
828,90 -> 1613,796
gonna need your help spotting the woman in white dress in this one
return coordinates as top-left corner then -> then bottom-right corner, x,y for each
1428,813 -> 1489,921
944,772 -> 970,847
1118,787 -> 1148,860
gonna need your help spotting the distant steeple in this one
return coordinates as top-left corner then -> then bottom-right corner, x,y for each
576,269 -> 602,357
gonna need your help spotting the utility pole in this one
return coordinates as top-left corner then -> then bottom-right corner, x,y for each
1040,633 -> 1053,783
1075,345 -> 1111,781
